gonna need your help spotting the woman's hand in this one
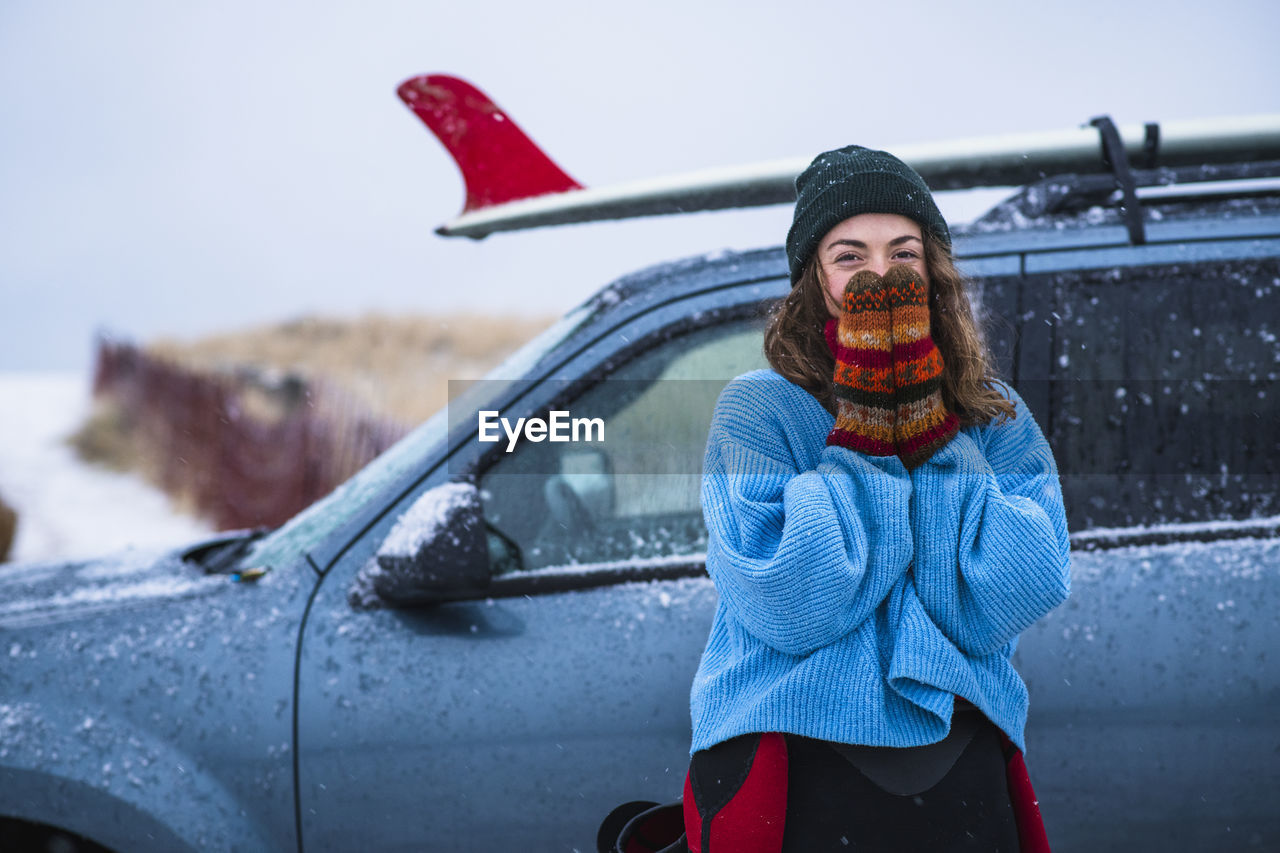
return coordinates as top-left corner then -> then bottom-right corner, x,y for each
824,270 -> 896,455
882,264 -> 959,469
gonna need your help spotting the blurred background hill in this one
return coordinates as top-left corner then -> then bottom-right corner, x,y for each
69,312 -> 556,534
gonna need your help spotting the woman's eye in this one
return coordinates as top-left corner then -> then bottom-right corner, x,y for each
893,250 -> 919,260
835,253 -> 860,263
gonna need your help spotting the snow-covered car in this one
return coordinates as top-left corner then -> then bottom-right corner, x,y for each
3,83 -> 1279,851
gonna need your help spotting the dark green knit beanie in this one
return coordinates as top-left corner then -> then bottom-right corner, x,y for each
786,145 -> 950,286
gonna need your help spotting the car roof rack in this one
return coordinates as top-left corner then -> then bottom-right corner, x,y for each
969,158 -> 1280,235
399,74 -> 1280,240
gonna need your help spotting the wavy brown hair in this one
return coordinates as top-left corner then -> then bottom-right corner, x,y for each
764,232 -> 1016,427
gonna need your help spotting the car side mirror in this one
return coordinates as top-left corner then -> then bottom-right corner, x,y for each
352,481 -> 490,607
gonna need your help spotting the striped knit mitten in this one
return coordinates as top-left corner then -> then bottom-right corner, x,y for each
883,264 -> 960,469
824,270 -> 896,455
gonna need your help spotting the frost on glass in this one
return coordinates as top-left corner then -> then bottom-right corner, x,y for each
1042,258 -> 1280,530
480,319 -> 768,571
244,409 -> 449,572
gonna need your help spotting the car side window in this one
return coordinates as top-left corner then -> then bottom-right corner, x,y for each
1043,256 -> 1280,530
479,318 -> 769,572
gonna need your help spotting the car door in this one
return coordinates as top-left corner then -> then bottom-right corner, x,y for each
294,298 -> 773,852
1010,248 -> 1280,851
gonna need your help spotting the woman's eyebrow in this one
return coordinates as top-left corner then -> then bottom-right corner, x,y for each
825,235 -> 922,252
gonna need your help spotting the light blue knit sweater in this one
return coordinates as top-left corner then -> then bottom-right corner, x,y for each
691,369 -> 1071,754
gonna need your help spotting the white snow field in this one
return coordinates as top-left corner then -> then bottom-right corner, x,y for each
0,372 -> 213,563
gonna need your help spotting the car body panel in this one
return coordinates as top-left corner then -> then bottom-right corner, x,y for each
0,546 -> 313,851
1024,534 -> 1280,849
297,573 -> 717,851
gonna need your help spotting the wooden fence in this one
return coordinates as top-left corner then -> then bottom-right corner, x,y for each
91,338 -> 410,531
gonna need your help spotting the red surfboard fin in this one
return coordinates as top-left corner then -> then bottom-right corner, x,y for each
397,74 -> 584,215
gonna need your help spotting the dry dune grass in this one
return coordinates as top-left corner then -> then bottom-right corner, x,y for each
67,400 -> 143,471
149,312 -> 559,425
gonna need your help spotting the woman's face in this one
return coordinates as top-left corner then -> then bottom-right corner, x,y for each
816,213 -> 929,316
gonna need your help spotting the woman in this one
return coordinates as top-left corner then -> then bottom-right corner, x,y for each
683,145 -> 1072,852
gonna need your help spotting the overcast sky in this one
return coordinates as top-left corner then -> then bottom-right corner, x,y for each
2,0 -> 1278,370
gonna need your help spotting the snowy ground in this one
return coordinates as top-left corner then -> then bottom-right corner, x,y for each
0,372 -> 213,563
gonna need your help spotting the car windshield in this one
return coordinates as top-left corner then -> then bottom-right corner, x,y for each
243,304 -> 594,572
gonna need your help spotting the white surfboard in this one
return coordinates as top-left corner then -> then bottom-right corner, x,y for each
398,76 -> 1280,239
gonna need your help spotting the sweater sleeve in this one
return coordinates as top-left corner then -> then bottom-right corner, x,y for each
907,388 -> 1071,657
701,376 -> 914,656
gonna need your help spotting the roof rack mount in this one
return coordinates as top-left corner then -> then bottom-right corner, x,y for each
983,159 -> 1280,222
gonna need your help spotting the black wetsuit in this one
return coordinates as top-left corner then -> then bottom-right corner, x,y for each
686,704 -> 1020,852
